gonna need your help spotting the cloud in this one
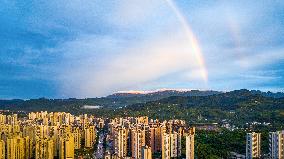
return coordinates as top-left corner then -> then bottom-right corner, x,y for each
1,0 -> 284,98
107,0 -> 165,27
236,48 -> 284,68
58,30 -> 205,97
49,0 -> 284,97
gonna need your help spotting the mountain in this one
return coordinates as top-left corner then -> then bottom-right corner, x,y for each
0,90 -> 221,111
107,89 -> 221,99
93,89 -> 284,129
150,89 -> 279,110
108,89 -> 284,99
1,89 -> 284,125
250,90 -> 284,98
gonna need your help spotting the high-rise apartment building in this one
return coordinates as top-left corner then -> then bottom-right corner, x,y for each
162,133 -> 171,159
7,114 -> 18,125
0,140 -> 5,159
186,127 -> 195,159
269,130 -> 284,159
0,114 -> 6,124
136,116 -> 149,125
114,127 -> 128,158
35,125 -> 49,139
35,137 -> 54,159
161,131 -> 182,159
73,127 -> 81,149
84,126 -> 96,148
23,136 -> 32,159
170,132 -> 182,157
0,111 -> 195,159
147,124 -> 166,153
7,136 -> 25,159
59,133 -> 75,159
49,126 -> 59,157
141,146 -> 152,159
246,132 -> 261,159
131,127 -> 146,159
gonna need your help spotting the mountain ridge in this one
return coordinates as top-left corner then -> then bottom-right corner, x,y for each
0,89 -> 283,113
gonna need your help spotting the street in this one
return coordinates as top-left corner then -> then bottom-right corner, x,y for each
93,132 -> 104,159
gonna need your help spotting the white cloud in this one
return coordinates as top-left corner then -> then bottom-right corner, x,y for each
53,0 -> 284,97
236,48 -> 284,68
107,0 -> 165,27
1,0 -> 284,98
58,30 -> 206,97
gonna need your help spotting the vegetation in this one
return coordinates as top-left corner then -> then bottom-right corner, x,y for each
0,90 -> 220,111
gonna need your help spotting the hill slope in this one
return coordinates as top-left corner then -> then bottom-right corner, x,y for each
1,89 -> 284,129
106,89 -> 284,129
0,90 -> 221,111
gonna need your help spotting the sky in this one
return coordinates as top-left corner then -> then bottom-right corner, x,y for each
0,0 -> 284,99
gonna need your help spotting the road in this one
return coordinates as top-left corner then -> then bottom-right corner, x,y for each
93,133 -> 104,159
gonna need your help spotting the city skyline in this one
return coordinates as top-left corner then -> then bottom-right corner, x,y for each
1,111 -> 283,158
1,0 -> 284,98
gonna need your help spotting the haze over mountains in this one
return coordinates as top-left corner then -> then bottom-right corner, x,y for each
1,89 -> 284,130
107,89 -> 221,98
108,89 -> 284,99
0,89 -> 283,112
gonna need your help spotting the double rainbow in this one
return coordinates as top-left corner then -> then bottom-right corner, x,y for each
166,0 -> 208,83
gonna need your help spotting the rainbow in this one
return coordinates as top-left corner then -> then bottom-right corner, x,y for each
165,0 -> 208,83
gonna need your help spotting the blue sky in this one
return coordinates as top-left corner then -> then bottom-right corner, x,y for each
0,0 -> 284,98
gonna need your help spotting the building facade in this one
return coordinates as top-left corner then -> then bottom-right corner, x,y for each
114,127 -> 129,158
131,127 -> 146,159
269,130 -> 284,159
142,146 -> 152,159
59,133 -> 74,159
0,140 -> 5,159
246,132 -> 261,159
84,126 -> 96,148
186,127 -> 195,159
